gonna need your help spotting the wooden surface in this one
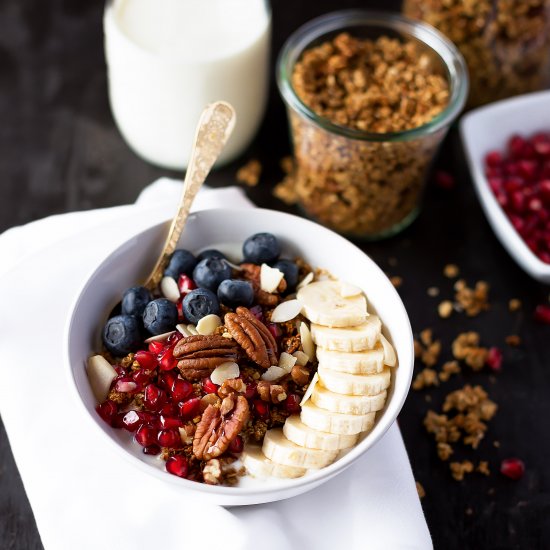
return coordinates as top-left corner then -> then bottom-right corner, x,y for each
1,1 -> 549,548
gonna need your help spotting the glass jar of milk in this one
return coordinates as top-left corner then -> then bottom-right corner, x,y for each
104,0 -> 271,169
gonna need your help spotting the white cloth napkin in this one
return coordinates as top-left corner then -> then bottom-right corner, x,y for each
0,178 -> 432,550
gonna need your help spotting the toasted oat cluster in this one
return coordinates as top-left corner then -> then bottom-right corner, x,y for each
403,0 -> 550,107
275,33 -> 450,237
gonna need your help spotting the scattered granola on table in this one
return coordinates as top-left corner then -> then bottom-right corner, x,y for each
236,159 -> 262,187
275,32 -> 450,237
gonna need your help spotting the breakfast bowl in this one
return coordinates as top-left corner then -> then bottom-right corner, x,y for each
460,90 -> 550,284
65,208 -> 414,506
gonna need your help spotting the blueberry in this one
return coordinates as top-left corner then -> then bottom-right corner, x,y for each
121,286 -> 152,317
142,298 -> 178,335
102,315 -> 142,356
192,257 -> 232,291
182,288 -> 220,324
243,232 -> 280,264
164,249 -> 197,279
272,260 -> 299,292
217,279 -> 254,308
197,249 -> 226,262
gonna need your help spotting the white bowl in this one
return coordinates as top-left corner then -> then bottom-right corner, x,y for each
65,208 -> 414,506
460,90 -> 550,284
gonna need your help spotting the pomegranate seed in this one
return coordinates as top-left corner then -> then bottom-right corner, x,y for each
202,377 -> 218,394
159,371 -> 177,391
171,378 -> 193,401
284,394 -> 302,414
488,177 -> 503,193
160,347 -> 177,371
134,350 -> 157,370
144,384 -> 166,411
139,411 -> 160,428
96,400 -> 117,425
249,305 -> 264,322
166,455 -> 188,478
114,365 -> 126,376
253,399 -> 269,420
508,135 -> 526,158
267,323 -> 282,341
518,160 -> 537,180
434,170 -> 455,190
533,133 -> 550,156
115,377 -> 138,393
159,402 -> 179,417
179,397 -> 201,419
177,274 -> 197,294
135,424 -> 158,447
122,410 -> 142,431
244,381 -> 257,400
132,368 -> 151,386
486,347 -> 503,372
143,444 -> 161,456
158,428 -> 182,448
485,150 -> 503,167
510,191 -> 525,213
229,435 -> 244,454
112,412 -> 126,429
160,415 -> 183,429
539,251 -> 550,264
534,304 -> 550,324
500,458 -> 525,480
148,340 -> 164,354
176,297 -> 185,321
167,331 -> 183,346
527,197 -> 543,212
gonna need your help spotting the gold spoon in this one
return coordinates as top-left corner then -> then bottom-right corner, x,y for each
144,101 -> 236,290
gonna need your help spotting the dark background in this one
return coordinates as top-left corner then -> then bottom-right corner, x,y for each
1,1 -> 549,549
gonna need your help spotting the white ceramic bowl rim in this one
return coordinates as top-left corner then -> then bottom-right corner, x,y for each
64,207 -> 414,497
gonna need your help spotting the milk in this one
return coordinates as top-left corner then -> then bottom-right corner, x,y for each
104,0 -> 271,169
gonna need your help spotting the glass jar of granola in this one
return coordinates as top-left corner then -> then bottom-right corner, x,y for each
276,11 -> 468,240
403,0 -> 550,108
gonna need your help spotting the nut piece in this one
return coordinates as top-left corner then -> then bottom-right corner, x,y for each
257,381 -> 288,404
217,378 -> 247,398
290,364 -> 310,386
193,395 -> 250,461
173,334 -> 240,380
203,458 -> 223,485
225,307 -> 278,369
438,300 -> 453,319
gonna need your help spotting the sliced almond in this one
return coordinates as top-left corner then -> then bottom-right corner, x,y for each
176,324 -> 193,337
187,324 -> 199,335
161,276 -> 180,302
270,299 -> 303,323
279,352 -> 298,372
260,263 -> 284,293
178,427 -> 193,445
261,365 -> 287,381
296,272 -> 314,290
380,334 -> 397,367
144,330 -> 175,343
300,372 -> 319,406
300,322 -> 315,361
210,361 -> 240,385
86,355 -> 117,403
292,350 -> 309,366
340,281 -> 363,298
196,314 -> 222,336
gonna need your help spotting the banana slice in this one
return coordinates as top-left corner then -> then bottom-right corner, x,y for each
310,315 -> 381,352
262,429 -> 338,469
283,415 -> 358,451
311,385 -> 387,415
297,280 -> 367,328
316,343 -> 384,374
241,445 -> 307,479
301,401 -> 376,435
318,366 -> 391,396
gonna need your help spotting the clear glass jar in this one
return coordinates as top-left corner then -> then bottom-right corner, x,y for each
276,11 -> 468,240
403,0 -> 550,108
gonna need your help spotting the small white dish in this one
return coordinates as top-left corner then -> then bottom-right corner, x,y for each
64,208 -> 414,506
460,90 -> 550,284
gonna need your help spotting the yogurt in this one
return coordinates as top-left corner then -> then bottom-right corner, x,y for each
104,0 -> 271,169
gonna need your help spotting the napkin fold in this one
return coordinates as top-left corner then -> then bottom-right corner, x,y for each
0,178 -> 432,550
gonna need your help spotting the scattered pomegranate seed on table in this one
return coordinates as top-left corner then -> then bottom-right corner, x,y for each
434,170 -> 455,190
484,132 -> 550,264
485,347 -> 503,372
500,458 -> 525,480
533,304 -> 550,325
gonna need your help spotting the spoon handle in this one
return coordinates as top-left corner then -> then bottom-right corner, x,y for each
145,101 -> 236,289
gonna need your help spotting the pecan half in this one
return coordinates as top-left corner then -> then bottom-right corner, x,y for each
173,334 -> 240,381
224,307 -> 278,369
193,395 -> 249,460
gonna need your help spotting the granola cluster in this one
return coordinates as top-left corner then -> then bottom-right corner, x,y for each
275,33 -> 450,237
403,0 -> 550,107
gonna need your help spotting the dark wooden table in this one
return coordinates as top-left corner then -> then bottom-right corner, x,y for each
1,1 -> 549,548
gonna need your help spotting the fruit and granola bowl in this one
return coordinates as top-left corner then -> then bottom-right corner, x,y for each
65,208 -> 414,505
